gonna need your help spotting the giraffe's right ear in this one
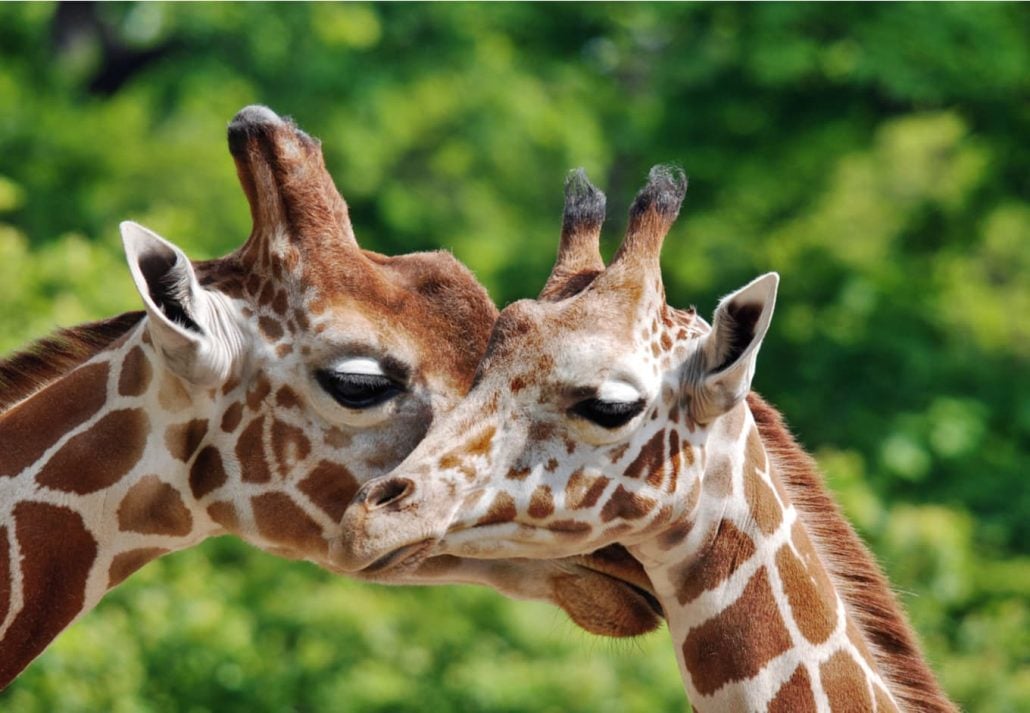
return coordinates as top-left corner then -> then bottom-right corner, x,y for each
690,273 -> 779,423
121,221 -> 243,386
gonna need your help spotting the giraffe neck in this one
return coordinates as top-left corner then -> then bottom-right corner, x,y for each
631,405 -> 901,712
0,322 -> 217,687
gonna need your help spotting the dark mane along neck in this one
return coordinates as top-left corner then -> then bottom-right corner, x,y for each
0,312 -> 145,414
746,392 -> 956,713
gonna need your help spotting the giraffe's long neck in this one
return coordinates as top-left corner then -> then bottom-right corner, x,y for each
0,324 -> 216,687
631,405 -> 901,712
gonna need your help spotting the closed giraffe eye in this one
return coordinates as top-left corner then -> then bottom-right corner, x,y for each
315,370 -> 403,409
570,398 -> 645,429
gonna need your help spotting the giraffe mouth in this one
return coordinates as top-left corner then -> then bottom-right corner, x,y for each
596,571 -> 665,621
361,538 -> 437,575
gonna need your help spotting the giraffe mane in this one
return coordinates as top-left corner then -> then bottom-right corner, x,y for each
0,311 -> 145,414
746,392 -> 956,713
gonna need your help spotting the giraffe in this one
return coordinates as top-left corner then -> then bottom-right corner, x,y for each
0,107 -> 656,689
336,167 -> 957,712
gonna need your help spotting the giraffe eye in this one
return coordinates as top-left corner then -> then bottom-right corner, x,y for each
571,398 -> 645,429
315,370 -> 403,409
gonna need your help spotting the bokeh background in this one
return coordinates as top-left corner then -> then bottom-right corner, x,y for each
1,3 -> 1027,711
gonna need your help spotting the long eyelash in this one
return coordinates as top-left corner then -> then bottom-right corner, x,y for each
571,398 -> 645,428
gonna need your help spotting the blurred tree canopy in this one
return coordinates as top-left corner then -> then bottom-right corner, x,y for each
0,3 -> 1027,711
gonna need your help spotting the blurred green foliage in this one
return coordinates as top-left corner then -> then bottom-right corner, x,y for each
0,3 -> 1027,711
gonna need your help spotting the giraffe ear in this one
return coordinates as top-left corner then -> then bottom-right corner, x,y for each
691,273 -> 778,423
121,221 -> 242,386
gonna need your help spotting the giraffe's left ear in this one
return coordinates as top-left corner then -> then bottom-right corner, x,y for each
691,273 -> 778,423
121,221 -> 243,386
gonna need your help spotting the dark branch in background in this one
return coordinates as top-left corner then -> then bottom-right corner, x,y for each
51,2 -> 177,96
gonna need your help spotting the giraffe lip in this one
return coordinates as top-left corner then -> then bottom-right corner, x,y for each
362,539 -> 436,575
614,577 -> 664,620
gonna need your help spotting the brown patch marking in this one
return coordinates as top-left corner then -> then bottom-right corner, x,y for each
0,362 -> 109,478
237,416 -> 271,483
674,519 -> 756,604
165,418 -> 208,462
665,430 -> 681,489
681,567 -> 792,696
251,492 -> 328,558
108,547 -> 168,588
189,445 -> 228,499
259,316 -> 284,341
221,402 -> 244,433
206,501 -> 239,531
221,375 -> 241,396
528,421 -> 554,443
299,460 -> 359,522
118,475 -> 193,536
476,492 -> 517,526
275,386 -> 302,409
528,485 -> 555,519
776,543 -> 838,644
565,469 -> 609,510
272,288 -> 289,315
37,409 -> 148,494
791,522 -> 838,620
624,429 -> 666,480
118,346 -> 152,397
599,485 -> 656,523
245,273 -> 261,296
506,466 -> 531,481
820,650 -> 873,712
0,503 -> 97,687
768,665 -> 818,713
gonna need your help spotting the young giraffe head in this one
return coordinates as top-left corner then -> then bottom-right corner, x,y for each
337,165 -> 776,567
340,168 -> 954,711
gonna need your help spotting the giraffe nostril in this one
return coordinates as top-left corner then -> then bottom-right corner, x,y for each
363,477 -> 415,511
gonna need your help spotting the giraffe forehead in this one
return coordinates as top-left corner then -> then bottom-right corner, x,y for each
307,254 -> 497,388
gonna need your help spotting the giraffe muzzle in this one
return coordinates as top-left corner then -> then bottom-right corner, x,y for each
332,473 -> 455,573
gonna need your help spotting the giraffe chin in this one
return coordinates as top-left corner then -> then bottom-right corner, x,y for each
556,545 -> 665,638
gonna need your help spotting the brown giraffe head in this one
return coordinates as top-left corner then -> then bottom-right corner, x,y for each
117,105 -> 501,565
336,166 -> 777,569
